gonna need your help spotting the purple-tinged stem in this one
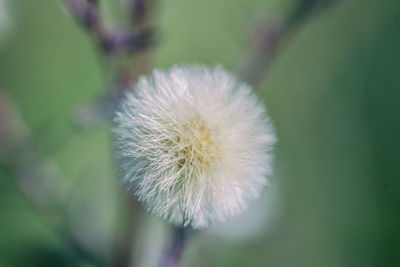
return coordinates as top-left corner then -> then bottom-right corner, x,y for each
237,0 -> 343,89
128,0 -> 149,25
61,0 -> 155,55
160,227 -> 191,267
0,90 -> 100,263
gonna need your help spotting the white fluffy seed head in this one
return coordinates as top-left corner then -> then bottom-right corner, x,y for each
113,65 -> 276,229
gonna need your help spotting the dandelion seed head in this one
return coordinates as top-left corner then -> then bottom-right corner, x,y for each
113,65 -> 276,229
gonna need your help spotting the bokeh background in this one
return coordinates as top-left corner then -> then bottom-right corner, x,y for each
1,0 -> 400,266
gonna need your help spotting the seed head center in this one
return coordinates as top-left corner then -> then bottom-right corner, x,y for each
176,117 -> 219,169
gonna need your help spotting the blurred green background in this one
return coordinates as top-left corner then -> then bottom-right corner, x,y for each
1,0 -> 400,266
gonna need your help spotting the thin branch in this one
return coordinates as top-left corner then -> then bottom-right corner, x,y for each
128,0 -> 150,26
106,3 -> 157,266
237,0 -> 342,89
0,90 -> 100,264
61,0 -> 156,55
63,0 -> 157,129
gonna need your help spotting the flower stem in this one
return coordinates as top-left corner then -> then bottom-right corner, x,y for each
160,227 -> 190,267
